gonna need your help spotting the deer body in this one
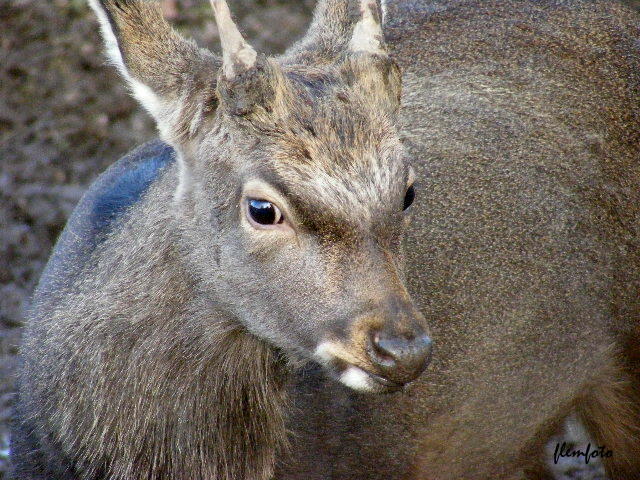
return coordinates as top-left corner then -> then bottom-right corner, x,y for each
10,1 -> 640,480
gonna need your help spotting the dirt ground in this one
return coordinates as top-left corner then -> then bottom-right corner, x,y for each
1,0 -> 638,477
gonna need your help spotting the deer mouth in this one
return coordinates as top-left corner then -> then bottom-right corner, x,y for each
336,364 -> 404,393
314,342 -> 404,393
315,341 -> 413,393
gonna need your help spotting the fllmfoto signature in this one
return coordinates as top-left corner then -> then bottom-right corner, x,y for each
553,442 -> 613,465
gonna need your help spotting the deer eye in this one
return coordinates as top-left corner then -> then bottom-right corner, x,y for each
247,199 -> 283,226
403,185 -> 415,211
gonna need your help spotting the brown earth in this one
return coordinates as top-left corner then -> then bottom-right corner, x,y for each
1,0 -> 638,477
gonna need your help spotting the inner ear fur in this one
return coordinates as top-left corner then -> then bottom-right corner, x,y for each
90,0 -> 222,143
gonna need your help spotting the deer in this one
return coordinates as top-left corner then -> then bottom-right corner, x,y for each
9,0 -> 640,480
274,1 -> 640,479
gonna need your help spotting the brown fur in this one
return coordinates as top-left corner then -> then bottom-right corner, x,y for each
12,1 -> 421,479
11,0 -> 640,479
277,1 -> 640,479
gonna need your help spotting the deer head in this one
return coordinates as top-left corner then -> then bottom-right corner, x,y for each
89,0 -> 431,393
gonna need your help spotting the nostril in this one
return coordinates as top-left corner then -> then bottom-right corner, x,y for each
369,330 -> 433,380
370,331 -> 397,367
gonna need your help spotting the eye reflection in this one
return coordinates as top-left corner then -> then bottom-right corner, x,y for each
248,199 -> 283,225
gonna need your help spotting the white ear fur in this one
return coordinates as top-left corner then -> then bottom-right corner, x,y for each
87,0 -> 164,121
88,0 -> 212,200
349,0 -> 386,55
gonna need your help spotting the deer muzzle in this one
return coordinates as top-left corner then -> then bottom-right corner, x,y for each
315,297 -> 432,393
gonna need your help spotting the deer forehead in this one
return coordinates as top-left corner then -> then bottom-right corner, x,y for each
267,112 -> 403,208
270,146 -> 406,226
213,83 -> 405,202
277,84 -> 403,165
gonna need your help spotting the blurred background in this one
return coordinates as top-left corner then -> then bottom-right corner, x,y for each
0,0 -> 638,476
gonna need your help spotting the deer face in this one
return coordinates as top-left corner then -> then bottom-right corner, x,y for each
91,0 -> 431,392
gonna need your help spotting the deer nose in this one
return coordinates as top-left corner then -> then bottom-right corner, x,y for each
368,330 -> 433,385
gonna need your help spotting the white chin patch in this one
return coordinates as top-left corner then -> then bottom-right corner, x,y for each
314,341 -> 339,363
314,342 -> 382,392
340,366 -> 377,392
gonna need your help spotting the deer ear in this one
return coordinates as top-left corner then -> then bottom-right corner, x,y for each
89,0 -> 222,144
341,0 -> 401,112
348,0 -> 386,56
286,0 -> 388,65
285,0 -> 399,110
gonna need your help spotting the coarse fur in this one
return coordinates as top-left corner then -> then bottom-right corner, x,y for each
277,1 -> 640,479
10,1 -> 640,480
11,143 -> 289,480
11,1 -> 422,479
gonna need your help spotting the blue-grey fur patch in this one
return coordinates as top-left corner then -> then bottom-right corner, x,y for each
35,140 -> 176,295
91,147 -> 173,233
